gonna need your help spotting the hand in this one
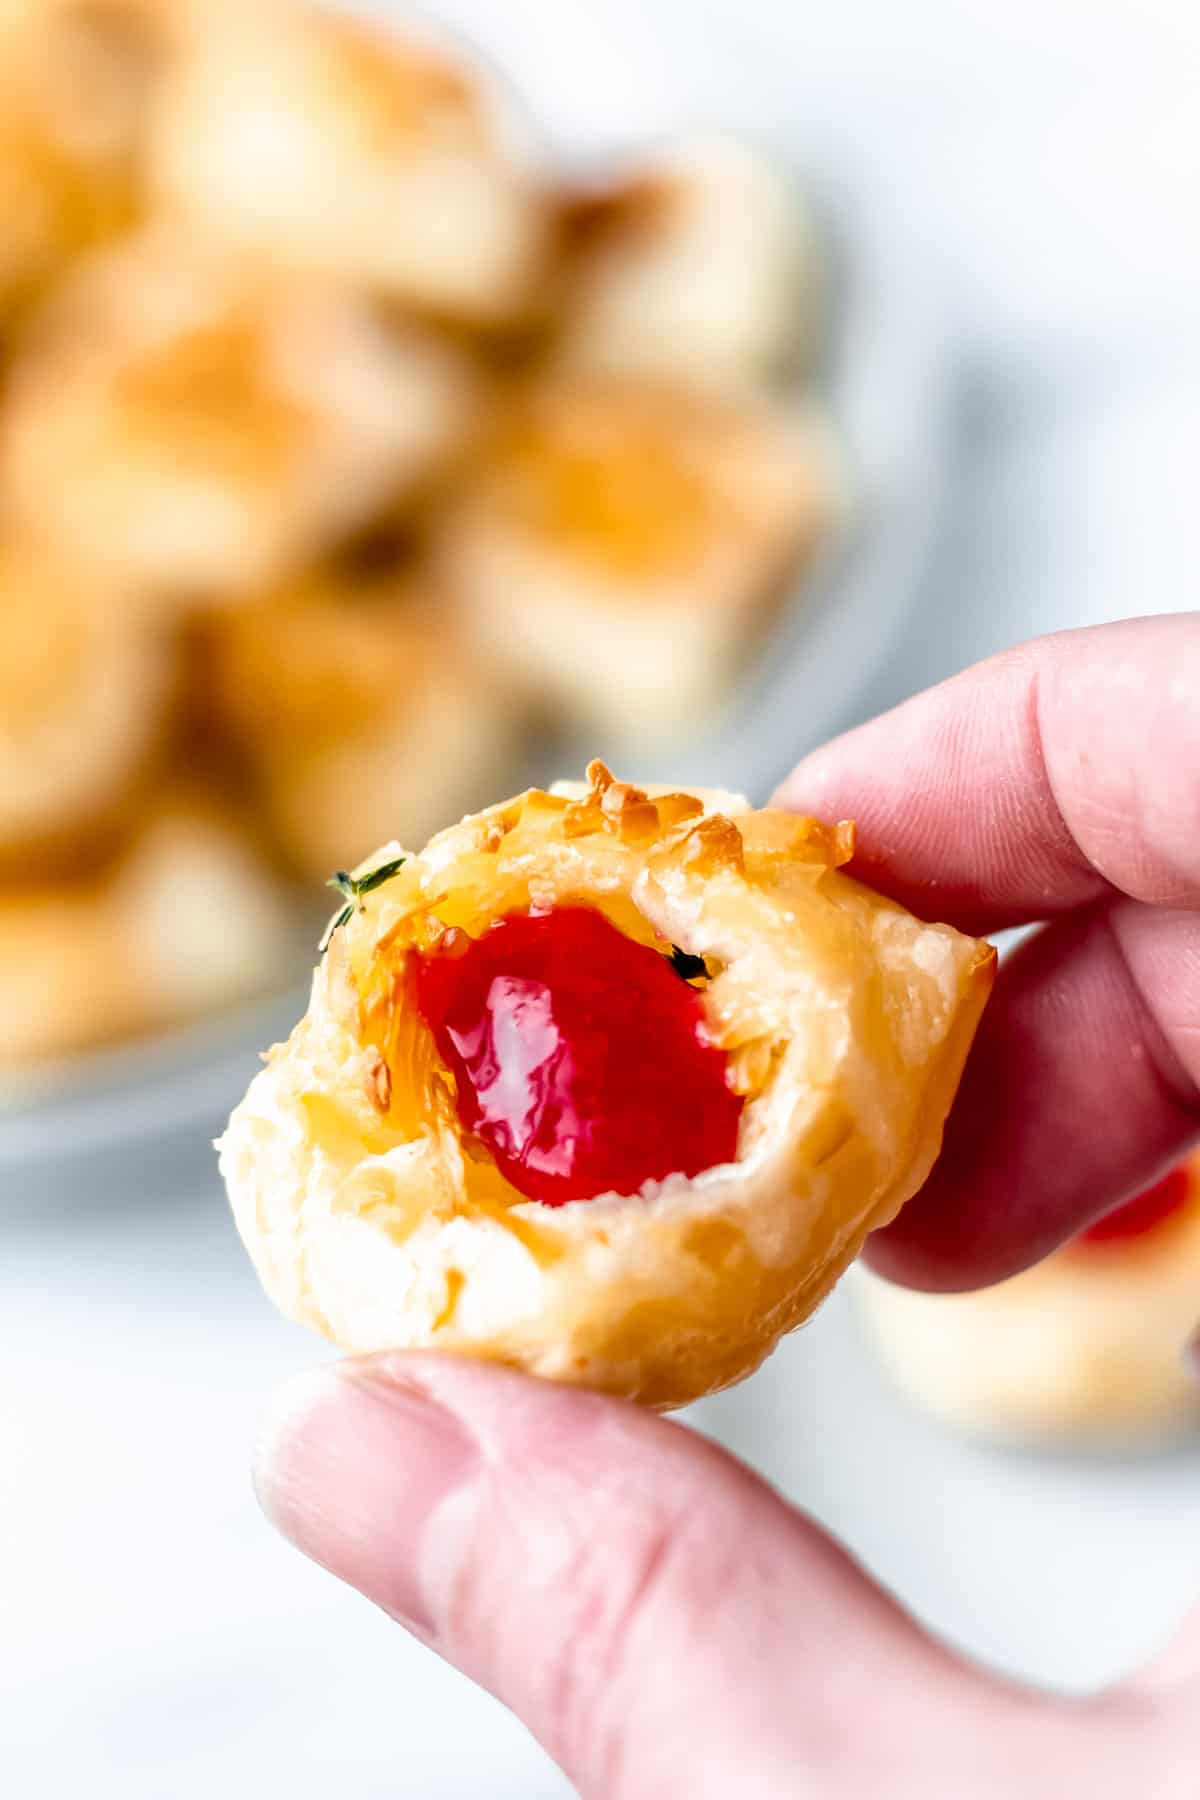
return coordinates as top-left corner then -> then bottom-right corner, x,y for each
256,616 -> 1200,1798
776,611 -> 1200,1290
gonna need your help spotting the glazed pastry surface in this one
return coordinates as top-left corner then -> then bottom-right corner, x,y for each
220,763 -> 994,1407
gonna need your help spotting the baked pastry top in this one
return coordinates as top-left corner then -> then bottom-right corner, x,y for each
2,229 -> 475,599
149,0 -> 549,322
556,136 -> 819,392
436,375 -> 840,745
205,566 -> 511,881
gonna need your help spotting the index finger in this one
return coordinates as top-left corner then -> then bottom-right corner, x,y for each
775,613 -> 1200,935
777,615 -> 1200,1289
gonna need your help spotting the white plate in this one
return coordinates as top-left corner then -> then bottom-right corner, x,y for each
0,5 -> 952,1186
0,986 -> 310,1181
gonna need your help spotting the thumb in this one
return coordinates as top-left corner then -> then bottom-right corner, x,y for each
254,1355 -> 1145,1800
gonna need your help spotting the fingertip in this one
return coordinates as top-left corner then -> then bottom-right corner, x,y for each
253,1355 -> 480,1635
770,737 -> 845,814
252,1360 -> 346,1517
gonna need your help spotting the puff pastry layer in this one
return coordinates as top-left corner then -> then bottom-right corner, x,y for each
220,764 -> 993,1407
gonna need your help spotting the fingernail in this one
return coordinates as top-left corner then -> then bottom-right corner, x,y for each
254,1360 -> 479,1636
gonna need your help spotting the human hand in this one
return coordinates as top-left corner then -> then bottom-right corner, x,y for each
256,616 -> 1200,1798
775,611 -> 1200,1290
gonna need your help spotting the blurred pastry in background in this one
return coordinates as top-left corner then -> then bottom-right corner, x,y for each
1,229 -> 478,600
854,1156 -> 1200,1447
0,0 -> 841,1081
0,82 -> 130,327
0,0 -> 190,144
114,789 -> 304,1027
0,870 -> 140,1067
556,137 -> 819,393
0,540 -> 172,872
149,0 -> 549,326
205,565 -> 513,880
0,789 -> 299,1068
437,374 -> 841,745
0,1 -> 139,317
0,0 -> 203,322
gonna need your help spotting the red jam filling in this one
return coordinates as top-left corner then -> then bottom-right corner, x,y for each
413,905 -> 743,1207
1076,1163 -> 1192,1247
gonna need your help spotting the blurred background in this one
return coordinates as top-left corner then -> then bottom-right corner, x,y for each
3,0 -> 1199,1793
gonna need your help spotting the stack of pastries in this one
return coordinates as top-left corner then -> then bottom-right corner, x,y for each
0,0 -> 839,1075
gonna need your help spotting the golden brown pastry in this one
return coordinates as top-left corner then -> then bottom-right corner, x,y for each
0,788 -> 301,1069
0,872 -> 137,1067
556,136 -> 819,392
206,567 -> 515,881
436,374 -> 841,746
0,105 -> 125,326
111,788 -> 305,1027
0,0 -> 179,318
149,0 -> 548,325
0,540 -> 172,871
853,1155 -> 1200,1446
219,762 -> 994,1408
1,229 -> 477,600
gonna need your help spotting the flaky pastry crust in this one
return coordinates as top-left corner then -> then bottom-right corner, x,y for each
220,763 -> 994,1407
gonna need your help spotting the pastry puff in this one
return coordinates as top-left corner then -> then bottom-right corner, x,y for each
207,568 -> 516,881
557,137 -> 819,393
853,1154 -> 1200,1447
219,763 -> 994,1408
0,0 -> 170,317
0,229 -> 477,601
436,374 -> 841,746
0,540 -> 172,871
0,790 -> 300,1068
149,0 -> 548,325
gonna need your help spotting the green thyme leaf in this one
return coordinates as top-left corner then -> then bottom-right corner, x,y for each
668,944 -> 709,982
326,855 -> 407,905
318,855 -> 407,953
348,854 -> 408,897
318,902 -> 355,955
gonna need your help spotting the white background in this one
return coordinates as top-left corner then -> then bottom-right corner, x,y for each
5,1 -> 1200,1793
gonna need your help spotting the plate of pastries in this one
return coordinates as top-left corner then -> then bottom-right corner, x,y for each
0,0 -> 948,1153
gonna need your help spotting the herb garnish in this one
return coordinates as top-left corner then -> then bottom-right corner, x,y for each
668,945 -> 709,982
318,855 -> 407,953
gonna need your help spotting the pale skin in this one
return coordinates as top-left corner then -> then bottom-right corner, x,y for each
257,615 -> 1200,1798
